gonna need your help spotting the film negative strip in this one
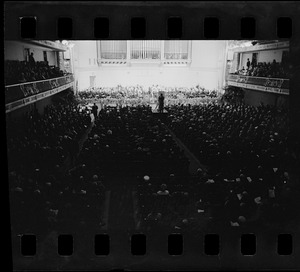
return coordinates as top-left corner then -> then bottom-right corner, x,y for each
4,1 -> 300,271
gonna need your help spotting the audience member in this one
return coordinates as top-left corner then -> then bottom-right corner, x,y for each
231,60 -> 289,79
5,60 -> 66,85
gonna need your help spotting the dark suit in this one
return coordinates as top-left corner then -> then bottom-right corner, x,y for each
158,95 -> 164,113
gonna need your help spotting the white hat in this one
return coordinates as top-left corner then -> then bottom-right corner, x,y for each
143,175 -> 150,181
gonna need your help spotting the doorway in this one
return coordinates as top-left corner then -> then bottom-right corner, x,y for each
43,51 -> 48,63
281,51 -> 289,66
252,53 -> 258,67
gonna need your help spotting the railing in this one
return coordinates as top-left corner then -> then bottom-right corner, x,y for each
101,52 -> 127,59
131,50 -> 161,60
164,53 -> 189,60
5,75 -> 74,104
227,74 -> 289,95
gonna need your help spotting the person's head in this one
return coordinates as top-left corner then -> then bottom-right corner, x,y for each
92,174 -> 98,181
160,183 -> 167,190
143,175 -> 150,182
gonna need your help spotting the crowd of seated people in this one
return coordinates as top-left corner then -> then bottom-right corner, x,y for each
74,105 -> 200,233
8,85 -> 300,242
5,60 -> 65,85
232,60 -> 289,79
162,102 -> 299,231
7,98 -> 100,237
76,105 -> 189,178
78,85 -> 147,100
78,101 -> 298,234
77,85 -> 219,107
221,86 -> 245,104
136,173 -> 211,235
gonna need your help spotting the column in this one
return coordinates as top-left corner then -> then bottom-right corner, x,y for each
239,53 -> 243,70
160,40 -> 164,65
188,40 -> 192,61
222,40 -> 228,89
96,41 -> 101,66
127,40 -> 131,65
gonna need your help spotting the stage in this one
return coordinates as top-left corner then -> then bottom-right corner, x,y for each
149,103 -> 168,114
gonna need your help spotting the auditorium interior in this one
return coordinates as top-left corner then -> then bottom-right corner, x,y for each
6,39 -> 300,270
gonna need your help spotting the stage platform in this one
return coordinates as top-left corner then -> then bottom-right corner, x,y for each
150,103 -> 168,114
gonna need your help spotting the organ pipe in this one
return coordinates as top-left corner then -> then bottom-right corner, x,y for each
100,40 -> 188,60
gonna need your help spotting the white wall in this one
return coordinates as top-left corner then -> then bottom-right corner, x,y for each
240,49 -> 286,69
32,49 -> 44,62
47,51 -> 57,66
257,49 -> 285,64
191,41 -> 226,68
74,41 -> 227,91
240,52 -> 253,69
73,41 -> 98,69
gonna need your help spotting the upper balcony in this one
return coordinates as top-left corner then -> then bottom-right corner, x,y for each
27,40 -> 68,51
5,74 -> 74,113
227,74 -> 289,95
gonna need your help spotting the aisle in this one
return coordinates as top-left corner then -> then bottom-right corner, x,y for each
107,179 -> 136,232
164,125 -> 208,175
105,177 -> 137,268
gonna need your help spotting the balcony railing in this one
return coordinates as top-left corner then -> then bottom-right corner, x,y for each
5,75 -> 74,112
227,74 -> 289,95
164,53 -> 189,60
101,52 -> 127,59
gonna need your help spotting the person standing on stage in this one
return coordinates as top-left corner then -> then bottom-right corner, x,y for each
91,103 -> 98,119
158,93 -> 165,113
